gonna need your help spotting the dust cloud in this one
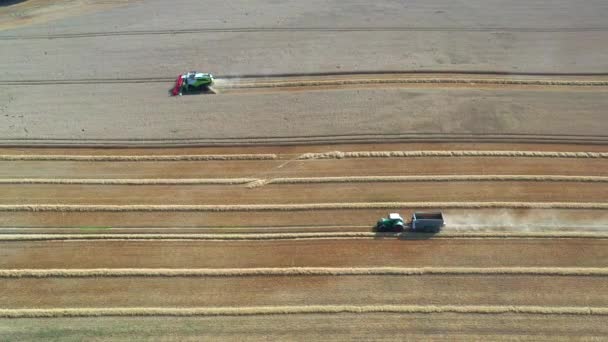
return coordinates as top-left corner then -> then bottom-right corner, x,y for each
444,209 -> 608,232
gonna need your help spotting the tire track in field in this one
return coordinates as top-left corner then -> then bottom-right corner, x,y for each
3,76 -> 608,88
2,26 -> 608,40
3,134 -> 608,146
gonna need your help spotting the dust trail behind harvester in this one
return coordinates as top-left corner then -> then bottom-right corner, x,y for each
444,209 -> 608,233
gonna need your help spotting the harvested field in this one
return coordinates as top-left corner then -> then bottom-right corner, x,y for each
3,157 -> 608,180
0,0 -> 608,341
1,183 -> 606,205
2,5 -> 608,342
3,238 -> 607,269
3,0 -> 608,338
2,314 -> 608,341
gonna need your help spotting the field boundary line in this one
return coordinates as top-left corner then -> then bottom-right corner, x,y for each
298,150 -> 608,160
1,305 -> 607,318
0,154 -> 277,161
1,231 -> 608,241
0,202 -> 606,212
2,267 -> 607,278
1,175 -> 607,186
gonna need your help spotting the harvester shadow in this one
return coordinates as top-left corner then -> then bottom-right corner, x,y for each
167,87 -> 216,97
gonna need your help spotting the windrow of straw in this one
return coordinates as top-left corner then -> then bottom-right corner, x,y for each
298,150 -> 608,160
1,175 -> 605,186
0,202 -> 605,212
0,178 -> 256,185
231,78 -> 608,89
0,154 -> 277,161
250,175 -> 608,187
1,305 -> 607,318
2,231 -> 607,241
1,267 -> 607,278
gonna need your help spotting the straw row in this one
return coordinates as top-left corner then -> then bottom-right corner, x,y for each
2,231 -> 607,241
1,151 -> 606,161
298,150 -> 608,160
1,267 -> 607,278
0,202 -> 605,212
231,78 -> 608,89
1,305 -> 607,318
0,175 -> 606,186
0,154 -> 277,161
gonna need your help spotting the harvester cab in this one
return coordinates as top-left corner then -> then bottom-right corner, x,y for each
172,71 -> 215,96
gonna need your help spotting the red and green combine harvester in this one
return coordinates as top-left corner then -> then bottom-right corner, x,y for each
172,71 -> 215,96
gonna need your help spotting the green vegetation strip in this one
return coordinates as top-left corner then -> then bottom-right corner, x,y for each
1,267 -> 607,278
0,202 -> 606,212
1,231 -> 607,241
1,305 -> 607,318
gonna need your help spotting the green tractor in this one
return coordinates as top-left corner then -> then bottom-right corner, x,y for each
376,213 -> 406,232
172,71 -> 215,96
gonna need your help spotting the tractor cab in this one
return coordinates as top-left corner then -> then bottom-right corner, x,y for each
376,213 -> 406,232
389,213 -> 403,221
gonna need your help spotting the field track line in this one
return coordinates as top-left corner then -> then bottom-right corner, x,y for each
2,267 -> 607,278
6,78 -> 608,88
1,175 -> 606,185
3,27 -> 608,40
226,78 -> 608,89
1,231 -> 608,241
298,150 -> 608,159
3,135 -> 607,146
0,154 -> 276,161
0,202 -> 606,212
1,305 -> 607,318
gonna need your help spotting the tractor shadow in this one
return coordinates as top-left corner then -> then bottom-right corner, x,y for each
372,227 -> 439,240
0,0 -> 27,7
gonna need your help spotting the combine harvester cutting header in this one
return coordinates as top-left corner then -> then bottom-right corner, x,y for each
172,71 -> 215,96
